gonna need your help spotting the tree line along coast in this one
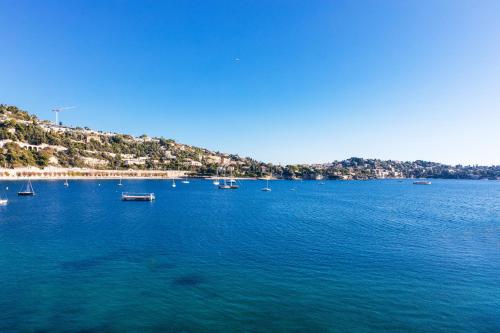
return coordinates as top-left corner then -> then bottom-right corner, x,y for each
1,104 -> 499,180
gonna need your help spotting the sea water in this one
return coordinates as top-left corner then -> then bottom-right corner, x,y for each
0,179 -> 499,332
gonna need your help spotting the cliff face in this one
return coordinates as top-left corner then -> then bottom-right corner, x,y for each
1,104 -> 499,180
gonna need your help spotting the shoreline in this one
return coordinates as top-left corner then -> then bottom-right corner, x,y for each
0,175 -> 263,181
0,169 -> 495,181
0,168 -> 277,181
0,176 -> 261,181
0,167 -> 187,180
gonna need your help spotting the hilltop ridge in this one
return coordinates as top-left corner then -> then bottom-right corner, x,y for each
1,104 -> 499,180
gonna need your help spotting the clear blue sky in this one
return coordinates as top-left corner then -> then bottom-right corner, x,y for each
1,0 -> 499,165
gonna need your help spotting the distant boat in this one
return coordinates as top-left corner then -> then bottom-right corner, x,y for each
182,165 -> 191,184
64,179 -> 69,187
118,177 -> 123,186
413,181 -> 432,185
228,179 -> 239,189
121,192 -> 155,201
219,170 -> 239,189
18,179 -> 35,196
172,178 -> 176,188
213,169 -> 220,186
0,193 -> 8,205
228,170 -> 239,189
218,178 -> 231,189
218,178 -> 232,189
219,179 -> 239,189
261,177 -> 271,192
182,173 -> 190,184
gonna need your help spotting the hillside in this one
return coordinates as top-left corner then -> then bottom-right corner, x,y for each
1,104 -> 499,180
0,104 -> 265,177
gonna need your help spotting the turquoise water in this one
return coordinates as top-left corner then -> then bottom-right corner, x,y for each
0,179 -> 499,332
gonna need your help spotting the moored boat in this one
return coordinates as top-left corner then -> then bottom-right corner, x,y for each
0,193 -> 7,205
18,180 -> 35,196
218,178 -> 232,189
261,177 -> 272,192
213,169 -> 220,186
121,192 -> 155,201
229,169 -> 239,189
219,169 -> 239,189
413,181 -> 432,185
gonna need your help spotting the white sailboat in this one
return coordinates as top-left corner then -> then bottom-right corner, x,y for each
182,168 -> 190,184
118,177 -> 123,186
213,168 -> 220,186
64,179 -> 69,187
261,177 -> 271,192
172,178 -> 176,188
18,179 -> 35,196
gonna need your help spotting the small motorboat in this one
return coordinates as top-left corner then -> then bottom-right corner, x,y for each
0,194 -> 8,206
219,170 -> 239,189
228,179 -> 239,189
413,181 -> 432,185
218,179 -> 236,189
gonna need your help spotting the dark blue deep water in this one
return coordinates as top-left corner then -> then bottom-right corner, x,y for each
0,179 -> 499,332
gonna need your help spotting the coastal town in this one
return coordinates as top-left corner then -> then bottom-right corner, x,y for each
1,104 -> 499,180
